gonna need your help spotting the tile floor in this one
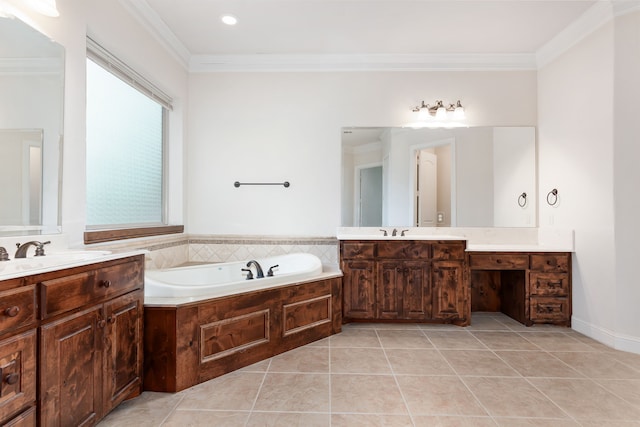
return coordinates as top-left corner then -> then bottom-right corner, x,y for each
99,313 -> 640,426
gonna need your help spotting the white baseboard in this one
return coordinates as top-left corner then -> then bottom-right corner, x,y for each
572,316 -> 640,354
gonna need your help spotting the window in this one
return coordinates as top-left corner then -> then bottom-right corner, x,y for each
85,38 -> 179,242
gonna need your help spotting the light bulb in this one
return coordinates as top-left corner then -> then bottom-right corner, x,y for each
453,106 -> 465,120
435,106 -> 447,120
417,108 -> 428,121
221,14 -> 238,25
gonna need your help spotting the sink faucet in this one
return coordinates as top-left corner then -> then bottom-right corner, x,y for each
14,240 -> 50,258
392,228 -> 398,236
0,247 -> 9,261
401,229 -> 409,236
246,260 -> 264,278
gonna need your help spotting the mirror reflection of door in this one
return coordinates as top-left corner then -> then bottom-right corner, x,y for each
358,165 -> 383,226
415,150 -> 437,226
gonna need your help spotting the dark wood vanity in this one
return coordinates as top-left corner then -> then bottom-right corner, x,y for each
340,240 -> 572,327
0,254 -> 144,427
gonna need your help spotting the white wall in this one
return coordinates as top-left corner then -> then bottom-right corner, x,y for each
187,71 -> 537,236
538,22 -> 619,343
6,0 -> 189,247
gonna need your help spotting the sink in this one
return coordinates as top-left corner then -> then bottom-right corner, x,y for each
0,250 -> 112,278
336,234 -> 463,241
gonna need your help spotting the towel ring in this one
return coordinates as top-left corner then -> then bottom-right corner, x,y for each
518,192 -> 527,208
546,188 -> 558,206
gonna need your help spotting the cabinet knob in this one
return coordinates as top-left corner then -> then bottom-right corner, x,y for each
107,316 -> 116,324
3,306 -> 20,317
98,319 -> 106,328
4,373 -> 19,385
99,280 -> 111,288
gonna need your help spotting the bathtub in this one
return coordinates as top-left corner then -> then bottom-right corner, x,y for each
145,253 -> 324,299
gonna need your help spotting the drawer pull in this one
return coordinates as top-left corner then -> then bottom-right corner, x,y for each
537,304 -> 559,314
4,373 -> 19,385
98,319 -> 106,328
3,306 -> 20,317
107,316 -> 116,324
99,280 -> 111,288
496,259 -> 502,264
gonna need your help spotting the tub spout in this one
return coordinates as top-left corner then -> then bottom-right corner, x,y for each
246,260 -> 264,278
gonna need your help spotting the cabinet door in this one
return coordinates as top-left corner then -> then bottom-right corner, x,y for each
342,260 -> 375,319
432,261 -> 466,320
402,261 -> 431,319
0,330 -> 36,424
40,306 -> 102,427
103,291 -> 143,414
377,261 -> 403,319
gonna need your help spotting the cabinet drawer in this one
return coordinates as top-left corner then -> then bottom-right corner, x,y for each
341,243 -> 375,259
377,242 -> 429,259
530,272 -> 569,296
0,330 -> 36,421
469,254 -> 528,270
0,286 -> 36,333
530,254 -> 569,273
432,243 -> 465,260
530,297 -> 570,322
3,406 -> 36,427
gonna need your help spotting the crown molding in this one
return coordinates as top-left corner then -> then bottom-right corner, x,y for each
189,53 -> 537,73
118,0 -> 190,70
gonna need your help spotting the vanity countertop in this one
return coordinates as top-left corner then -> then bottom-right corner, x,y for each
0,249 -> 148,281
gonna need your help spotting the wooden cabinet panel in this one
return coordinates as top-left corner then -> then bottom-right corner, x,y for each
0,286 -> 36,334
470,254 -> 529,270
376,261 -> 403,319
40,306 -> 102,427
377,242 -> 429,259
103,291 -> 143,414
342,260 -> 375,319
530,254 -> 569,272
0,330 -> 36,424
432,243 -> 465,260
2,406 -> 36,427
432,261 -> 466,320
529,272 -> 569,296
402,261 -> 431,319
530,297 -> 570,324
341,243 -> 375,259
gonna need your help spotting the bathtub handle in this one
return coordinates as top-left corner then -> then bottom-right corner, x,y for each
241,268 -> 254,280
267,265 -> 279,277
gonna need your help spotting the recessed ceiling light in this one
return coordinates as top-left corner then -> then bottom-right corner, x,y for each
221,14 -> 237,26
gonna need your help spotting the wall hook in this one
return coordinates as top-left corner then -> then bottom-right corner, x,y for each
546,188 -> 558,206
518,192 -> 527,208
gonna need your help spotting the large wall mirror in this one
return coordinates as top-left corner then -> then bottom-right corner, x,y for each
0,16 -> 64,236
342,126 -> 536,228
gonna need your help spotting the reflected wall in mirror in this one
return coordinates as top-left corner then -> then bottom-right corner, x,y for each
0,16 -> 64,235
342,127 -> 536,228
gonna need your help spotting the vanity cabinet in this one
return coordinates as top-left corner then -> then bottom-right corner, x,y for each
0,254 -> 144,427
340,240 -> 468,325
469,252 -> 571,326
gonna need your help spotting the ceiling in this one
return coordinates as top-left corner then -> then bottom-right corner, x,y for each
120,0 -> 633,70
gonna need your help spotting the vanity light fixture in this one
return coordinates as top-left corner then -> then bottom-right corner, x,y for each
405,100 -> 467,129
221,14 -> 238,25
24,0 -> 59,17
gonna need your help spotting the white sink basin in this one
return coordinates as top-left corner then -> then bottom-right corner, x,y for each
336,234 -> 463,241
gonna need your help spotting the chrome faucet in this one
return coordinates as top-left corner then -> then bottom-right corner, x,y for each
0,247 -> 9,261
392,228 -> 398,236
14,240 -> 50,258
246,260 -> 264,278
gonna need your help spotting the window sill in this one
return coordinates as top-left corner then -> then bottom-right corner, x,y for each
84,225 -> 184,244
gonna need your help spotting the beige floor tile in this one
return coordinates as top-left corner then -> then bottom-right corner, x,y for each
331,414 -> 414,426
493,417 -> 580,427
386,348 -> 455,375
236,358 -> 271,372
467,316 -> 512,331
307,336 -> 331,347
610,349 -> 640,371
396,375 -> 487,416
376,329 -> 433,348
331,374 -> 408,414
331,347 -> 392,374
441,350 -> 519,377
579,421 -> 640,427
472,331 -> 540,350
495,351 -> 584,378
268,346 -> 329,373
517,331 -> 596,351
418,323 -> 465,331
596,379 -> 640,408
563,331 -> 617,352
551,352 -> 640,379
97,391 -> 182,426
528,378 -> 640,421
330,328 -> 381,348
462,377 -> 567,418
412,415 -> 498,427
176,372 -> 264,411
163,410 -> 249,426
426,331 -> 487,350
246,411 -> 330,426
252,373 -> 330,412
372,323 -> 422,330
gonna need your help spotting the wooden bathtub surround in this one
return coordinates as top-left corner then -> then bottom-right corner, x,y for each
340,240 -> 470,326
0,254 -> 145,427
144,277 -> 342,392
470,252 -> 572,326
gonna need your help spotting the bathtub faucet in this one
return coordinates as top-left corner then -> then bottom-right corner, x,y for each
246,260 -> 265,279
